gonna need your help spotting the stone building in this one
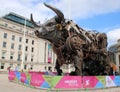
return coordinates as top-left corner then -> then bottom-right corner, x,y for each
109,39 -> 120,72
0,12 -> 57,72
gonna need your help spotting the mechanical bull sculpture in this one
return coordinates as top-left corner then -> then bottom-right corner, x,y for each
31,3 -> 113,75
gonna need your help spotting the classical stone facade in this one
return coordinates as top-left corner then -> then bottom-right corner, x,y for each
0,12 -> 56,72
109,39 -> 120,72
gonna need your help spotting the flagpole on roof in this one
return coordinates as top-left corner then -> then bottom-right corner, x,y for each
21,18 -> 26,70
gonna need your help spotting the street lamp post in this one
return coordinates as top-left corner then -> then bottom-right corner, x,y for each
21,18 -> 26,70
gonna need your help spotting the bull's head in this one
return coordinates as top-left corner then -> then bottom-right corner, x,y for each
31,3 -> 65,42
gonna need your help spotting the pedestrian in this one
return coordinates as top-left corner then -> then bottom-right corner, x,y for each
15,66 -> 19,71
7,66 -> 11,72
44,66 -> 49,75
48,69 -> 54,76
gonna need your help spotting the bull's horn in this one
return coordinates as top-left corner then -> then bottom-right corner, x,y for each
44,3 -> 64,23
30,14 -> 41,27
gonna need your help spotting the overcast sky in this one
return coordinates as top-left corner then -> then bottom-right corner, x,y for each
0,0 -> 120,47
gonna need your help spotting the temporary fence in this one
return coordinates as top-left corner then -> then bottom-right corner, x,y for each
8,71 -> 120,89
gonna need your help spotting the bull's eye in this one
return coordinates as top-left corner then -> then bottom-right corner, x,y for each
46,22 -> 54,27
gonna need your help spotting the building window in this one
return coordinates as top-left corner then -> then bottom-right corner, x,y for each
1,52 -> 6,59
4,23 -> 8,27
3,42 -> 7,48
10,52 -> 14,60
17,64 -> 20,68
25,54 -> 27,61
11,43 -> 14,49
32,40 -> 34,45
30,65 -> 33,70
119,55 -> 120,65
25,46 -> 28,51
17,54 -> 21,61
31,47 -> 34,52
24,65 -> 27,69
3,33 -> 7,39
26,39 -> 28,43
18,45 -> 22,50
9,63 -> 13,67
12,35 -> 15,40
19,37 -> 22,42
31,56 -> 33,62
0,63 -> 5,69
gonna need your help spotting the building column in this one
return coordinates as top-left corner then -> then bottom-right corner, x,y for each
116,52 -> 120,71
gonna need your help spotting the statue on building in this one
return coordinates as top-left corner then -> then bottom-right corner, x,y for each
31,3 -> 114,75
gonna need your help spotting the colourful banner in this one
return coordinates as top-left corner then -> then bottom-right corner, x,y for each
8,71 -> 16,81
41,75 -> 53,88
54,76 -> 82,88
48,44 -> 52,63
83,76 -> 106,88
8,71 -> 120,89
25,72 -> 31,85
30,73 -> 44,87
83,76 -> 98,88
20,72 -> 26,83
14,71 -> 21,81
113,76 -> 120,86
95,76 -> 105,88
106,76 -> 116,87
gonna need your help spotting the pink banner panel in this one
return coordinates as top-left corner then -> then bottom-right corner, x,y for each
55,76 -> 82,89
30,73 -> 45,87
48,44 -> 52,63
8,71 -> 16,81
20,72 -> 26,83
83,76 -> 98,88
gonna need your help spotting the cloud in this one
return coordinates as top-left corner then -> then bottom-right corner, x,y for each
107,28 -> 120,46
52,0 -> 120,20
0,0 -> 120,47
0,0 -> 120,22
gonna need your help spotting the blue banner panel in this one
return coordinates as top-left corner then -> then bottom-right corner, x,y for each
114,76 -> 120,86
15,71 -> 21,81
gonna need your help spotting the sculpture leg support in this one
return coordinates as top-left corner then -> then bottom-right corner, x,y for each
55,59 -> 63,76
73,49 -> 83,75
73,55 -> 83,75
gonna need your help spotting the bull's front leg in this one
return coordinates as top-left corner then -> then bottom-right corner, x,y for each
55,59 -> 63,76
73,49 -> 83,75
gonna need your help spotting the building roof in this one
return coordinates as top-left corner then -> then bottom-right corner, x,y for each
2,12 -> 34,28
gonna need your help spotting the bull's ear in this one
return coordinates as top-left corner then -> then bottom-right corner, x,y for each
30,13 -> 41,27
44,3 -> 64,23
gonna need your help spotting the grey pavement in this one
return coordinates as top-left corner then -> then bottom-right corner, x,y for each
0,74 -> 120,92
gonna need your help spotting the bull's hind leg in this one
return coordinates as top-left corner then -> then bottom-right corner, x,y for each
73,56 -> 83,75
73,50 -> 83,75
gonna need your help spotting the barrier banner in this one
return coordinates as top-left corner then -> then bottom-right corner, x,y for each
8,71 -> 16,81
30,73 -> 44,87
20,72 -> 26,83
41,75 -> 53,88
8,71 -> 120,89
14,71 -> 21,82
113,76 -> 120,86
83,76 -> 98,88
54,76 -> 82,89
106,76 -> 116,87
25,73 -> 31,85
95,76 -> 105,88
